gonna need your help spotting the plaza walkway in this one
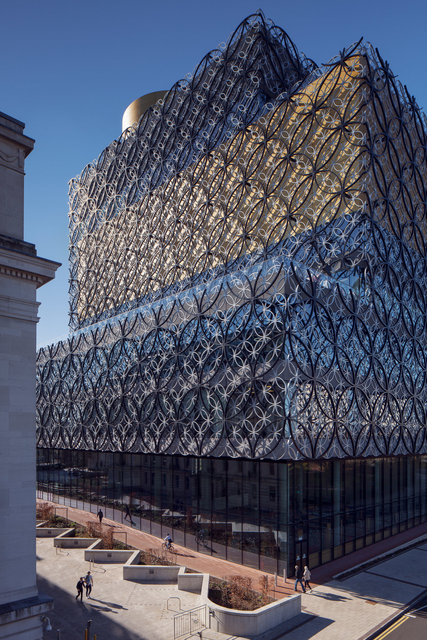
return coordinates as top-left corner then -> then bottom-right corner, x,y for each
37,498 -> 427,599
38,499 -> 294,599
36,499 -> 427,640
37,524 -> 427,640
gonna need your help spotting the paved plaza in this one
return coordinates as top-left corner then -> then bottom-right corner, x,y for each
36,504 -> 427,640
37,538 -> 203,640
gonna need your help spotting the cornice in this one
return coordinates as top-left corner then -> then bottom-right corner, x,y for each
0,246 -> 61,288
0,263 -> 46,286
0,116 -> 34,157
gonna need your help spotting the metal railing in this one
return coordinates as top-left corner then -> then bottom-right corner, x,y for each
174,605 -> 207,640
54,505 -> 69,520
112,529 -> 128,547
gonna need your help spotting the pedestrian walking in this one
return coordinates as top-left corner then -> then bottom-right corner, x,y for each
294,565 -> 306,593
97,509 -> 103,524
303,565 -> 312,592
75,577 -> 84,601
85,571 -> 93,598
124,504 -> 131,522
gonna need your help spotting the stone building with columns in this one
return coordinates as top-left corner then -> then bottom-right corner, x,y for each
0,111 -> 59,638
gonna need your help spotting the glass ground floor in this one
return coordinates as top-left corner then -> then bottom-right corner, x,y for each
37,449 -> 427,575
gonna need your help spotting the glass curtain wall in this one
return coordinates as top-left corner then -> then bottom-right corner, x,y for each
37,449 -> 427,574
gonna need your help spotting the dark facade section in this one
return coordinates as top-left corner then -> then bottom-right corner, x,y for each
37,450 -> 427,574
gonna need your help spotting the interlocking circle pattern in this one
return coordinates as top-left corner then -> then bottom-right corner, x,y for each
37,13 -> 427,460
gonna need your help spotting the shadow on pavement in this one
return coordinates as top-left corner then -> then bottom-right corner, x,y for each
174,550 -> 196,558
89,597 -> 128,610
291,614 -> 334,638
329,574 -> 426,609
37,575 -> 146,640
197,544 -> 218,554
310,591 -> 351,602
264,612 -> 334,639
84,603 -> 118,614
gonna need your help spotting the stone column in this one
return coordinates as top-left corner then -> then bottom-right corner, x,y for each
0,111 -> 60,639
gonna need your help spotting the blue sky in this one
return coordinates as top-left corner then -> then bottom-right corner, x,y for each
2,0 -> 426,347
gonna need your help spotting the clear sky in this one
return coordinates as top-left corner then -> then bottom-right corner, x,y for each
2,0 -> 426,347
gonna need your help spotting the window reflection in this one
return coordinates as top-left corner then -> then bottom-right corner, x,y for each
37,449 -> 427,574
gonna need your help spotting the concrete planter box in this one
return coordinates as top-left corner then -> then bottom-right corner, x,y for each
37,526 -> 136,558
208,593 -> 301,636
55,535 -> 99,549
123,562 -> 300,636
178,571 -> 205,593
123,564 -> 181,583
84,540 -> 139,564
36,527 -> 71,538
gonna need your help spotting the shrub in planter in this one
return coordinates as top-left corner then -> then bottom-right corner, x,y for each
209,575 -> 274,611
86,521 -> 114,549
36,502 -> 54,523
139,548 -> 176,566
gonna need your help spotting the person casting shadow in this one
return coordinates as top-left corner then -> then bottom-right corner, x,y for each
294,565 -> 306,593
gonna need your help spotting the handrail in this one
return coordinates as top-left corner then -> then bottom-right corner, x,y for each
174,605 -> 207,640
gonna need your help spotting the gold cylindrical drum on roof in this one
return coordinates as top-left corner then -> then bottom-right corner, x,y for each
122,91 -> 167,132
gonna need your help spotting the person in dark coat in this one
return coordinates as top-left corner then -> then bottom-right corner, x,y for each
75,577 -> 84,601
294,565 -> 306,593
97,509 -> 103,524
124,504 -> 131,522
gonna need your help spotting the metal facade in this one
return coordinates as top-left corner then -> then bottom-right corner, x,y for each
37,13 -> 427,460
